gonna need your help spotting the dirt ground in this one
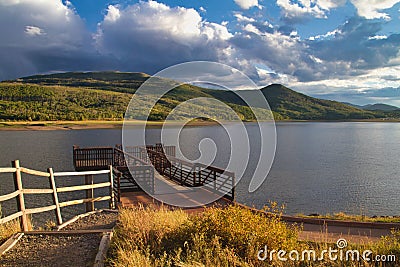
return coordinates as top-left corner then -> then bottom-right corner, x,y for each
0,211 -> 118,267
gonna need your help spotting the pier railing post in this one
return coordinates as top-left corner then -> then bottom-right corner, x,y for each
85,174 -> 94,212
12,160 -> 28,232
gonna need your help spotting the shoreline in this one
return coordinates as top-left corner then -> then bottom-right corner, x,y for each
0,118 -> 399,131
0,120 -> 221,131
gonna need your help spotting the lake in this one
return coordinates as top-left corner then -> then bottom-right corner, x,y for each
0,122 -> 399,224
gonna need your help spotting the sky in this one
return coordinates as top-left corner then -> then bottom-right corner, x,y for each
0,0 -> 400,105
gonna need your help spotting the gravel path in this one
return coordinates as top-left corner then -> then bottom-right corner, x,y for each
62,211 -> 118,231
0,234 -> 102,267
0,210 -> 119,267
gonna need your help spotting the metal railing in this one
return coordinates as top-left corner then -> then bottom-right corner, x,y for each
145,149 -> 235,201
73,145 -> 114,171
73,144 -> 235,201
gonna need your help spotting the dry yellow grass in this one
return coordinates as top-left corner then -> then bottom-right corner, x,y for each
0,219 -> 21,243
108,204 -> 400,267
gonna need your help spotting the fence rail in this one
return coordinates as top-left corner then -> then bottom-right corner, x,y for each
0,160 -> 114,231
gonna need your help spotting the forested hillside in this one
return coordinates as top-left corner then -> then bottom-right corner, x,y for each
0,72 -> 395,121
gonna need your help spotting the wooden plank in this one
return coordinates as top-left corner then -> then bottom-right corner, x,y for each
0,211 -> 23,224
0,167 -> 17,173
12,160 -> 28,232
54,169 -> 110,177
25,229 -> 112,235
85,175 -> 94,212
0,233 -> 24,255
109,165 -> 115,209
49,167 -> 63,225
59,196 -> 111,208
56,182 -> 111,193
56,210 -> 101,230
25,205 -> 57,215
0,190 -> 20,202
23,188 -> 53,194
20,167 -> 50,177
93,232 -> 113,267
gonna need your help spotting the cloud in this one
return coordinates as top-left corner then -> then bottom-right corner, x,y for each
25,26 -> 45,36
234,13 -> 256,23
233,0 -> 261,10
290,64 -> 400,105
308,17 -> 400,73
94,1 -> 233,74
277,0 -> 346,22
0,0 -> 399,107
0,0 -> 95,80
307,86 -> 400,106
350,0 -> 400,19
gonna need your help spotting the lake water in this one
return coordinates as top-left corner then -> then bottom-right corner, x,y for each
0,122 -> 399,224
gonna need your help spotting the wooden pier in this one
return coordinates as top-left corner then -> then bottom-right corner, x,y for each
73,144 -> 235,209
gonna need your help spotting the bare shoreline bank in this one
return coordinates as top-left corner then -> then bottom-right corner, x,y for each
0,119 -> 399,131
0,120 -> 220,131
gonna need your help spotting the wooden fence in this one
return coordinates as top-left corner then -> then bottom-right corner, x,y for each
0,160 -> 114,232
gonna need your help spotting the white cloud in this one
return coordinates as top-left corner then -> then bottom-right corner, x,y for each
25,25 -> 45,36
292,66 -> 400,95
234,13 -> 256,23
105,5 -> 121,22
368,35 -> 388,40
243,23 -> 262,35
350,0 -> 400,19
233,0 -> 261,10
95,1 -> 233,73
308,28 -> 342,40
277,0 -> 346,21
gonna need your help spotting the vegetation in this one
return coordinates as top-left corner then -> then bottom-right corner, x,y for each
297,212 -> 400,223
0,220 -> 20,243
0,71 -> 397,122
108,205 -> 400,267
0,83 -> 130,121
0,207 -> 33,243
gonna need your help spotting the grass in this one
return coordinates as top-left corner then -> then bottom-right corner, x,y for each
297,212 -> 400,223
0,219 -> 21,243
108,204 -> 400,267
0,206 -> 33,243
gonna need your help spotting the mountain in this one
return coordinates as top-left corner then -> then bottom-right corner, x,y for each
205,84 -> 377,120
0,71 -> 390,121
344,102 -> 399,111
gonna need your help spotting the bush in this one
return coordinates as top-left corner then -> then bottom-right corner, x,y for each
109,204 -> 300,266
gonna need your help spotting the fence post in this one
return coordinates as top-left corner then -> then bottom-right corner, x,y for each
48,167 -> 62,225
85,174 -> 94,212
12,160 -> 28,232
109,166 -> 115,209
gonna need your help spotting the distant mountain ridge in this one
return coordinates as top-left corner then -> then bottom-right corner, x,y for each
0,71 -> 397,121
344,102 -> 399,111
